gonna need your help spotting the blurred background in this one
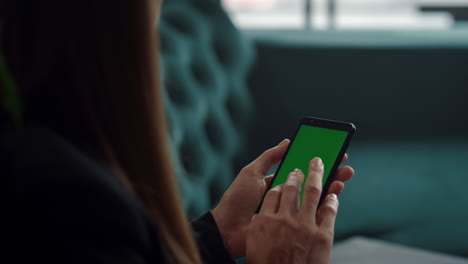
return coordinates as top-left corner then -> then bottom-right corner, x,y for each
159,0 -> 468,261
224,0 -> 464,30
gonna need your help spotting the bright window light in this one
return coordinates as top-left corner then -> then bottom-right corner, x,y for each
222,0 -> 468,30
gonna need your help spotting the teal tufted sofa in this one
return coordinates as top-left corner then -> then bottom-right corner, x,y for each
159,0 -> 255,218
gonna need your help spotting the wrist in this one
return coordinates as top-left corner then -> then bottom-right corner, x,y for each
211,208 -> 236,258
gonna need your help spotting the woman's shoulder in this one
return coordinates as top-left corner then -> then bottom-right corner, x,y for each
1,122 -> 147,226
2,123 -> 112,187
1,123 -> 137,205
2,123 -> 167,263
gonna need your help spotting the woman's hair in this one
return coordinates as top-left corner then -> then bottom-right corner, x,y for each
1,0 -> 201,263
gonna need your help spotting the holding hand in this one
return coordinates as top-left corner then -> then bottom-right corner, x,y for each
211,140 -> 354,258
247,158 -> 337,264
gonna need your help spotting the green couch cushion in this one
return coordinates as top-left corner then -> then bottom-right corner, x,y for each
159,0 -> 255,217
337,141 -> 468,257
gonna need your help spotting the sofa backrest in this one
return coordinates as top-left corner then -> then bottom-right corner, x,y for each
248,31 -> 468,147
159,0 -> 255,217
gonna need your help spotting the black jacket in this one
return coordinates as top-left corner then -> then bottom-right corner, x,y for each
2,123 -> 234,264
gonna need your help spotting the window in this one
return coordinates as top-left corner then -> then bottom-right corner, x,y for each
223,0 -> 304,29
223,0 -> 468,30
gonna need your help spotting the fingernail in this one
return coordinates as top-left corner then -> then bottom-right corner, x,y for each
271,184 -> 283,192
310,157 -> 322,169
329,193 -> 337,200
314,157 -> 323,165
278,139 -> 289,146
286,170 -> 298,185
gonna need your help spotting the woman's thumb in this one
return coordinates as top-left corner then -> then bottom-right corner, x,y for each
248,139 -> 290,176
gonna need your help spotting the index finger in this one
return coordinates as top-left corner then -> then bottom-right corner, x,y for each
298,157 -> 324,222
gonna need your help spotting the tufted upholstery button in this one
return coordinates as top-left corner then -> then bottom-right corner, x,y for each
226,85 -> 253,128
226,90 -> 241,127
160,0 -> 255,217
164,14 -> 197,36
204,113 -> 225,152
179,136 -> 203,179
165,79 -> 189,106
159,33 -> 169,53
213,40 -> 229,67
191,61 -> 209,87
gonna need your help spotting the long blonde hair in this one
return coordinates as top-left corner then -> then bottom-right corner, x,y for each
1,0 -> 201,263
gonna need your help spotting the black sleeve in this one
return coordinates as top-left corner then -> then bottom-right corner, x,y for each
191,212 -> 236,264
9,177 -> 165,264
3,126 -> 166,263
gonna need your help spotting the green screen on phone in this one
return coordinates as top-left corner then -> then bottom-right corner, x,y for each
271,124 -> 349,202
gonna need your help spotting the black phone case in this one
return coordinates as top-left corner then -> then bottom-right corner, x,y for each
256,116 -> 356,213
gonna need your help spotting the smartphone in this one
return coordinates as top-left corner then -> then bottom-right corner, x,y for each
263,117 -> 355,208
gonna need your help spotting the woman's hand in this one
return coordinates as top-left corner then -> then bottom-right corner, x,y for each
211,140 -> 354,259
246,158 -> 338,264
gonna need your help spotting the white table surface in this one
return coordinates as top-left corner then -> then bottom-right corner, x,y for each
332,237 -> 468,264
